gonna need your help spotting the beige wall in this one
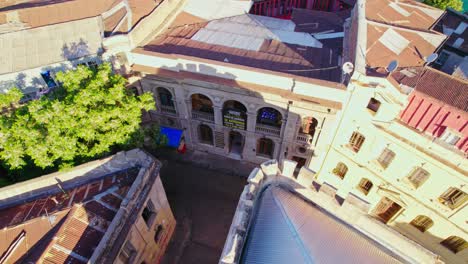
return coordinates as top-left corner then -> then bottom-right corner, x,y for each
115,176 -> 176,264
316,73 -> 468,264
136,73 -> 340,173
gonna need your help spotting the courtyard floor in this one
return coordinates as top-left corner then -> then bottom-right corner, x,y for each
156,149 -> 252,264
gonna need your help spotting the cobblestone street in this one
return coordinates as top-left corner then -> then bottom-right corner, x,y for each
156,149 -> 251,264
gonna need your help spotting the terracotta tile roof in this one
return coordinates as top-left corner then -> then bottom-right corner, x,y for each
0,168 -> 139,264
391,66 -> 467,111
412,67 -> 468,111
137,14 -> 343,82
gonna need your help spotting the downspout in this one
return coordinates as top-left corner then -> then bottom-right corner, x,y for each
276,78 -> 295,161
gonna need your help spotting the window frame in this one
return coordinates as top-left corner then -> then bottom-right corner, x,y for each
438,187 -> 467,210
440,236 -> 468,254
440,129 -> 462,146
349,131 -> 365,153
198,124 -> 214,145
367,97 -> 381,113
377,148 -> 396,169
141,200 -> 157,228
405,167 -> 430,189
40,71 -> 57,88
256,138 -> 274,158
410,215 -> 434,232
358,178 -> 373,195
332,162 -> 348,179
119,241 -> 137,263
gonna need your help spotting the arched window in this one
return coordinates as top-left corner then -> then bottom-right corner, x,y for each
257,107 -> 282,128
358,178 -> 373,195
191,94 -> 213,113
300,117 -> 318,138
257,138 -> 274,158
333,162 -> 348,179
349,131 -> 365,152
157,87 -> 174,107
410,215 -> 434,232
198,124 -> 213,145
223,100 -> 247,130
440,236 -> 467,253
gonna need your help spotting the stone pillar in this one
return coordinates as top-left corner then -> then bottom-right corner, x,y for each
214,106 -> 223,126
246,112 -> 257,132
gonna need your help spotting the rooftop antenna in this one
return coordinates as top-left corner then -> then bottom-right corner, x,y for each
425,53 -> 438,64
386,60 -> 399,73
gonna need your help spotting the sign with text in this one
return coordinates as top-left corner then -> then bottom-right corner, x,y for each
223,109 -> 246,130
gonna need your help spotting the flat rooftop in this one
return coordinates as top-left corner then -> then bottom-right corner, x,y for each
134,12 -> 346,82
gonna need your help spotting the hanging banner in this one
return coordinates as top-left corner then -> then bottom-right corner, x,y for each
223,109 -> 246,130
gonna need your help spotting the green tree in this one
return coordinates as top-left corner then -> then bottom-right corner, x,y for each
0,63 -> 158,174
0,87 -> 22,110
424,0 -> 463,11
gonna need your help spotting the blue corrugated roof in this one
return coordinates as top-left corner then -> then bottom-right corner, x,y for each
240,186 -> 402,264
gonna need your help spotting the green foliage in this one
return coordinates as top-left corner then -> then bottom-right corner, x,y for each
424,0 -> 463,11
0,63 -> 157,177
0,87 -> 23,109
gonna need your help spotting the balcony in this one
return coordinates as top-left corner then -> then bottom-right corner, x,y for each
255,124 -> 281,136
296,133 -> 313,144
160,105 -> 176,114
192,110 -> 214,122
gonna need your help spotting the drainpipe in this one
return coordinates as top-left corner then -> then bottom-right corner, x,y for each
277,100 -> 291,161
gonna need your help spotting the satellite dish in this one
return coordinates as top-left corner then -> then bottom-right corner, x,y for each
425,53 -> 438,64
342,62 -> 354,74
386,60 -> 399,73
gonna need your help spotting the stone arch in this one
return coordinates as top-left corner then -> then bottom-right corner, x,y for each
256,107 -> 283,128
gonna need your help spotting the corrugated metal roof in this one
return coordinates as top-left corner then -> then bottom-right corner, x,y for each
191,15 -> 322,50
378,29 -> 410,55
0,16 -> 102,74
241,186 -> 402,264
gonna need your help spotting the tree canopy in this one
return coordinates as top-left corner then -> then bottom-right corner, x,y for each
424,0 -> 463,11
0,63 -> 157,177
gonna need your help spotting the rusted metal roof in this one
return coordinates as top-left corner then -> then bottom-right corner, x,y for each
137,14 -> 343,82
0,168 -> 139,264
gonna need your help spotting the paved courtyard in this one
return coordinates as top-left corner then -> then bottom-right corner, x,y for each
157,150 -> 250,264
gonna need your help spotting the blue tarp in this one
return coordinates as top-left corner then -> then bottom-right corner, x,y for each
160,126 -> 183,147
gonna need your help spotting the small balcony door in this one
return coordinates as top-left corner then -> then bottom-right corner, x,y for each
372,197 -> 402,224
